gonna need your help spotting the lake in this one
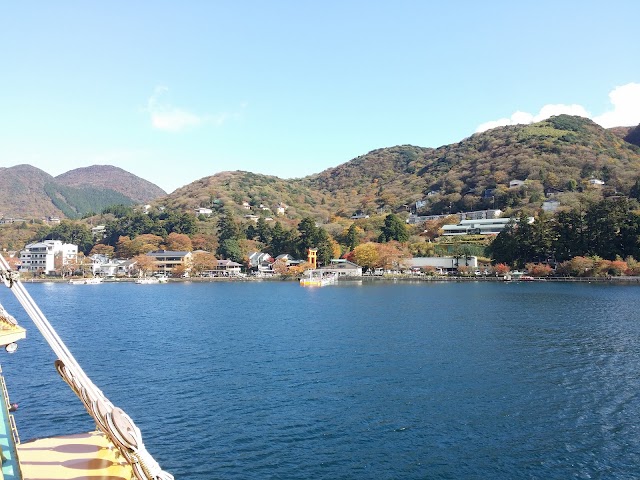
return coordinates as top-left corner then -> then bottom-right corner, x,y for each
1,280 -> 640,479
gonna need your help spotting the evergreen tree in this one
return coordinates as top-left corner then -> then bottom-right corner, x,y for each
256,217 -> 272,245
217,210 -> 243,243
269,222 -> 296,256
43,221 -> 94,254
554,210 -> 587,261
378,214 -> 409,243
346,223 -> 360,251
218,238 -> 243,263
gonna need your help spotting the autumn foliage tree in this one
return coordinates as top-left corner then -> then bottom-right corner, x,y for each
191,251 -> 217,276
525,263 -> 553,277
132,254 -> 157,277
346,241 -> 411,272
165,232 -> 193,252
89,244 -> 115,257
346,242 -> 380,273
493,263 -> 511,275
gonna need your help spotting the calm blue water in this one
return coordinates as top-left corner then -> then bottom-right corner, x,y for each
1,280 -> 640,479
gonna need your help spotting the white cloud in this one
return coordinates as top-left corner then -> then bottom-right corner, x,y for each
475,83 -> 640,133
146,86 -> 234,132
592,83 -> 640,128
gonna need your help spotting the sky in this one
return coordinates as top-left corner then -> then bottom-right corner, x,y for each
2,2 -> 640,193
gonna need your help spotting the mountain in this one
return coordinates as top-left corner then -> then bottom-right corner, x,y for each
160,115 -> 640,221
0,165 -> 166,219
4,115 -> 640,223
623,124 -> 640,148
56,165 -> 166,203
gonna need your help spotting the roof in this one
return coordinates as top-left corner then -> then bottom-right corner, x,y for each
320,259 -> 361,270
146,250 -> 191,258
217,259 -> 242,267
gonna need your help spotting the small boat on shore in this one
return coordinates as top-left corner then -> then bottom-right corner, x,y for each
69,277 -> 103,285
300,270 -> 337,287
135,275 -> 168,284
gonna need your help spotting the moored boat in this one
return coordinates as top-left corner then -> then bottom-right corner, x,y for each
300,270 -> 337,287
69,277 -> 103,285
135,275 -> 168,284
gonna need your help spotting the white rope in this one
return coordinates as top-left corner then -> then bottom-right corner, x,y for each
0,256 -> 174,480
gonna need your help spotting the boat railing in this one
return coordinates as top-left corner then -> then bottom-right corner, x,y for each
8,413 -> 19,445
0,366 -> 19,445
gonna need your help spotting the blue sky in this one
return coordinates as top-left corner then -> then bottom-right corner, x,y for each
2,2 -> 639,193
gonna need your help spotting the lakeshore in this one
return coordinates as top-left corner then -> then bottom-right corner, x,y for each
23,274 -> 640,284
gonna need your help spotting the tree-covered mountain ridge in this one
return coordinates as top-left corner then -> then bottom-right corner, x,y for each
162,116 -> 640,221
0,165 -> 167,219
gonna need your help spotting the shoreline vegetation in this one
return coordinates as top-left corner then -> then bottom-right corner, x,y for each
25,275 -> 640,284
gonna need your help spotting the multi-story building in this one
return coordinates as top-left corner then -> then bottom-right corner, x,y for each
442,218 -> 513,236
19,240 -> 78,274
146,250 -> 193,276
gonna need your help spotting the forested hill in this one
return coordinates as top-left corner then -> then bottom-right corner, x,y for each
55,165 -> 166,204
4,115 -> 640,223
162,115 -> 640,221
0,164 -> 166,219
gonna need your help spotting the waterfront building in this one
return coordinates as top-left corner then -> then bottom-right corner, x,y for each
319,259 -> 363,277
408,256 -> 478,272
146,250 -> 193,276
19,240 -> 78,274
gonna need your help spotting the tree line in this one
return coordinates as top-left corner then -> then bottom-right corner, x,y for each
27,204 -> 411,268
488,197 -> 640,268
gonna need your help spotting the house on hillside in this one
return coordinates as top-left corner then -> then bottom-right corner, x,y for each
91,225 -> 106,238
589,178 -> 605,186
442,218 -> 512,236
275,203 -> 288,215
459,209 -> 502,221
509,180 -> 525,188
195,207 -> 213,216
542,200 -> 560,213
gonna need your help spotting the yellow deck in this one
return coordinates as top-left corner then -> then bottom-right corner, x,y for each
17,431 -> 134,480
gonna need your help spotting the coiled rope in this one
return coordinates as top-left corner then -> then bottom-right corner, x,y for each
0,256 -> 173,480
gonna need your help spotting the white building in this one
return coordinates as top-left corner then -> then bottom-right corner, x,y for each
275,203 -> 289,215
407,213 -> 454,225
20,240 -> 78,275
459,209 -> 502,221
408,256 -> 478,272
407,209 -> 502,225
319,259 -> 363,277
91,225 -> 106,238
542,200 -> 560,213
90,254 -> 127,277
195,208 -> 213,216
442,218 -> 512,236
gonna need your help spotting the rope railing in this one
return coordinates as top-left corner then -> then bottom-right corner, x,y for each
0,256 -> 173,480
